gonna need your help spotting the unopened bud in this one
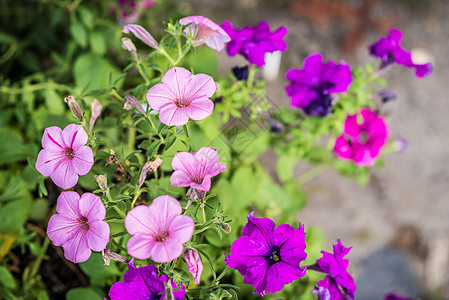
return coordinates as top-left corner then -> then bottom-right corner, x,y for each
124,96 -> 146,115
90,99 -> 102,133
137,157 -> 163,189
219,222 -> 231,234
64,96 -> 83,122
123,24 -> 159,50
121,37 -> 138,62
102,248 -> 130,265
184,247 -> 203,284
94,175 -> 108,191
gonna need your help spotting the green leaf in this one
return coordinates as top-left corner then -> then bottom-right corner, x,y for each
164,136 -> 177,151
78,6 -> 94,29
73,54 -> 123,91
43,88 -> 65,115
66,287 -> 103,300
89,32 -> 106,55
276,155 -> 298,183
0,266 -> 17,290
0,198 -> 32,232
69,22 -> 88,48
79,253 -> 120,286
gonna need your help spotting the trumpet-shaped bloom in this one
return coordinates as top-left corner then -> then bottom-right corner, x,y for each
285,52 -> 352,117
36,124 -> 94,189
179,16 -> 230,51
109,259 -> 185,300
368,28 -> 432,78
225,212 -> 307,296
170,147 -> 226,192
47,191 -> 110,263
184,247 -> 203,284
221,21 -> 288,67
123,24 -> 159,50
314,240 -> 356,299
146,67 -> 216,126
333,109 -> 389,166
125,195 -> 194,263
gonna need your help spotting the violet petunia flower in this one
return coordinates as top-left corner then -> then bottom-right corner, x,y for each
368,28 -> 432,78
333,108 -> 389,166
314,239 -> 356,299
285,52 -> 352,117
184,247 -> 203,284
125,195 -> 194,263
146,67 -> 216,126
221,21 -> 288,67
225,212 -> 307,296
179,16 -> 231,51
36,124 -> 94,189
123,24 -> 159,50
231,65 -> 249,81
170,147 -> 226,192
109,259 -> 185,300
47,191 -> 110,263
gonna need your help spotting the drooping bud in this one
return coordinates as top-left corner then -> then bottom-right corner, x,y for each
121,37 -> 139,62
184,247 -> 203,284
123,24 -> 159,50
94,175 -> 108,191
64,96 -> 83,122
102,248 -> 130,265
124,96 -> 147,115
219,222 -> 232,234
137,157 -> 163,189
90,99 -> 102,133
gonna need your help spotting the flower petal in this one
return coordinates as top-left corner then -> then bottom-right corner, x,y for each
86,221 -> 110,251
167,215 -> 194,244
185,98 -> 214,121
171,152 -> 197,174
159,105 -> 189,126
79,193 -> 106,221
50,159 -> 78,189
47,214 -> 79,246
62,231 -> 92,263
72,146 -> 94,175
161,67 -> 193,100
62,124 -> 88,149
146,83 -> 176,111
125,205 -> 155,235
42,126 -> 65,150
127,233 -> 157,260
170,170 -> 193,187
35,149 -> 65,177
150,240 -> 183,263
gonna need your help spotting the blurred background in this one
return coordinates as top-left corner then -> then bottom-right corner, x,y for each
1,0 -> 447,299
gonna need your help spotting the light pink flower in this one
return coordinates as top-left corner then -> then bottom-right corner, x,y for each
47,191 -> 110,263
36,124 -> 94,189
146,67 -> 216,126
170,147 -> 226,191
184,247 -> 203,284
125,195 -> 194,263
179,15 -> 231,51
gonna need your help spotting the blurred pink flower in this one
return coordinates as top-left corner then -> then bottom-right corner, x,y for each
125,195 -> 194,263
47,191 -> 110,263
170,147 -> 226,191
36,124 -> 94,189
179,15 -> 230,51
146,67 -> 216,126
184,247 -> 203,284
90,99 -> 102,133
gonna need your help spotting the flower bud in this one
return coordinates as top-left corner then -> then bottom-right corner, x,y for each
137,157 -> 163,189
64,96 -> 83,122
94,175 -> 108,191
102,248 -> 130,265
123,24 -> 159,50
121,37 -> 138,62
90,99 -> 102,133
219,222 -> 232,234
184,247 -> 203,284
124,96 -> 146,115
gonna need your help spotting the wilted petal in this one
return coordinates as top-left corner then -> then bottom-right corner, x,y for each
123,24 -> 159,50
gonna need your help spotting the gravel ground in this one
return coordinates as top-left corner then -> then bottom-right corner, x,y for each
188,0 -> 449,298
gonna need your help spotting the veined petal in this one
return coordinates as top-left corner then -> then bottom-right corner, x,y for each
47,214 -> 80,246
146,83 -> 176,111
171,152 -> 198,174
148,195 -> 182,225
150,240 -> 183,263
62,231 -> 91,263
125,205 -> 156,235
167,215 -> 194,243
42,126 -> 65,150
159,105 -> 189,126
86,221 -> 110,251
185,98 -> 214,121
35,149 -> 65,177
188,73 -> 216,100
161,67 -> 193,100
170,170 -> 193,187
79,193 -> 106,221
72,146 -> 94,175
51,160 -> 78,189
56,191 -> 81,217
62,124 -> 87,149
127,233 -> 157,260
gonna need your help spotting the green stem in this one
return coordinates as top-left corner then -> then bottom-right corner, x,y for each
158,47 -> 176,65
105,190 -> 126,218
146,115 -> 165,142
110,89 -> 124,101
201,203 -> 207,224
297,165 -> 328,185
136,63 -> 150,85
131,190 -> 141,209
30,237 -> 50,279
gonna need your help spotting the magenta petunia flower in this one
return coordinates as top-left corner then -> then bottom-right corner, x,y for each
47,191 -> 110,263
179,16 -> 231,51
285,52 -> 352,117
170,147 -> 226,192
333,108 -> 389,166
368,28 -> 432,78
109,259 -> 185,300
125,195 -> 194,263
221,20 -> 288,67
314,239 -> 356,299
146,67 -> 216,126
36,124 -> 94,189
225,212 -> 307,296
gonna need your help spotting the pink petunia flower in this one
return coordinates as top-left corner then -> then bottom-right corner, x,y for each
170,147 -> 226,192
333,109 -> 389,166
36,124 -> 94,189
146,67 -> 216,126
125,195 -> 195,263
179,15 -> 231,51
47,191 -> 110,263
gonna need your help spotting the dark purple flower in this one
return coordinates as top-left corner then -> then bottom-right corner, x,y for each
231,65 -> 249,81
268,118 -> 283,134
384,293 -> 414,300
109,259 -> 185,300
311,285 -> 331,300
368,28 -> 432,78
315,240 -> 356,299
221,21 -> 288,67
285,53 -> 352,117
379,90 -> 397,103
225,212 -> 307,296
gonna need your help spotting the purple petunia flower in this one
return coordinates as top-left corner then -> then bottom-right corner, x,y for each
285,52 -> 352,117
221,21 -> 288,67
170,147 -> 226,192
47,191 -> 110,263
225,212 -> 307,296
125,195 -> 194,263
146,67 -> 216,126
109,259 -> 185,300
384,293 -> 414,300
313,239 -> 356,299
333,108 -> 389,166
368,28 -> 432,78
179,16 -> 231,51
36,124 -> 94,189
